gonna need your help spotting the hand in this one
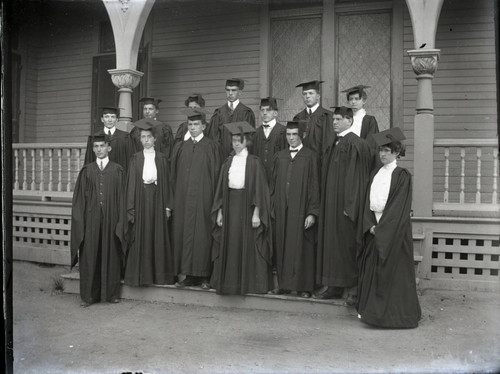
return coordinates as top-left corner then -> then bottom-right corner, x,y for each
343,210 -> 348,217
304,215 -> 315,230
166,208 -> 171,220
252,214 -> 261,228
369,225 -> 376,235
216,210 -> 223,227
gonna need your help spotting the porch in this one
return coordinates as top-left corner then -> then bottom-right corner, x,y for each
12,139 -> 500,292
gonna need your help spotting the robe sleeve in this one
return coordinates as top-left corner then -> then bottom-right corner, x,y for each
306,152 -> 320,218
343,142 -> 371,222
83,136 -> 95,165
159,124 -> 174,160
70,166 -> 88,268
124,155 -> 139,250
206,108 -> 221,141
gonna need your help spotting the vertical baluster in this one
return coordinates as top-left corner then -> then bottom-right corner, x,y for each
76,148 -> 81,173
39,149 -> 44,192
22,149 -> 28,190
31,149 -> 36,190
475,148 -> 481,204
493,149 -> 498,204
67,149 -> 72,192
459,148 -> 465,204
48,149 -> 53,192
444,148 -> 449,203
14,149 -> 19,190
57,149 -> 62,192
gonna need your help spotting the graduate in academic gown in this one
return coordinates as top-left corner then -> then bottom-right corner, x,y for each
124,122 -> 175,286
171,108 -> 223,289
130,97 -> 174,159
173,93 -> 206,148
84,107 -> 134,173
206,78 -> 256,158
357,128 -> 421,328
315,106 -> 372,304
211,121 -> 273,295
250,97 -> 287,183
270,121 -> 320,297
71,135 -> 125,306
293,80 -> 334,161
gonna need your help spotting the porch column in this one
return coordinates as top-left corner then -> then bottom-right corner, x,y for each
102,0 -> 155,131
405,0 -> 444,217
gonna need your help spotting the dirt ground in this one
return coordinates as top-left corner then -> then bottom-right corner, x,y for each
11,260 -> 500,374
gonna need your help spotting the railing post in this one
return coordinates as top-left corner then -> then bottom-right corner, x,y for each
14,149 -> 19,190
22,149 -> 27,190
66,149 -> 72,192
493,149 -> 498,204
48,149 -> 53,193
444,147 -> 449,203
459,148 -> 465,204
476,148 -> 482,204
30,149 -> 36,191
39,149 -> 44,193
57,149 -> 63,192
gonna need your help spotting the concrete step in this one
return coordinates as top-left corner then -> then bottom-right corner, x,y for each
61,271 -> 353,317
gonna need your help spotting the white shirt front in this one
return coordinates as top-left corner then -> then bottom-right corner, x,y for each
289,143 -> 303,159
104,127 -> 116,136
142,148 -> 157,184
307,103 -> 320,114
370,160 -> 397,222
192,133 -> 204,143
96,156 -> 109,170
228,148 -> 248,189
228,99 -> 240,110
262,118 -> 277,138
351,108 -> 366,137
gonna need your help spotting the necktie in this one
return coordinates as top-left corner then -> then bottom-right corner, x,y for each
336,136 -> 343,145
192,138 -> 197,144
262,124 -> 270,128
307,108 -> 312,116
100,161 -> 104,170
229,102 -> 234,111
290,149 -> 298,154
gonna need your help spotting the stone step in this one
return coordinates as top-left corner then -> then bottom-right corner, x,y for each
61,271 -> 353,317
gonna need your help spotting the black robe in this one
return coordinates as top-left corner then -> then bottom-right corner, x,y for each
173,121 -> 189,149
130,121 -> 174,159
211,153 -> 272,295
70,161 -> 125,304
206,102 -> 256,158
357,166 -> 421,328
250,122 -> 287,183
124,150 -> 175,286
271,146 -> 320,292
171,136 -> 222,277
84,128 -> 134,173
360,114 -> 381,170
293,106 -> 333,160
317,132 -> 371,288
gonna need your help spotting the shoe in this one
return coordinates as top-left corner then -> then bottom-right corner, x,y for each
346,294 -> 357,306
176,276 -> 197,288
312,287 -> 343,300
299,291 -> 311,298
200,279 -> 211,290
80,301 -> 91,308
110,298 -> 120,304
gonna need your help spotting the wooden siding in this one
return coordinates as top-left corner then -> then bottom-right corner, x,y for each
23,26 -> 39,143
150,1 -> 262,134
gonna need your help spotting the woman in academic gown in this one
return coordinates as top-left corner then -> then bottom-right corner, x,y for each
124,123 -> 175,286
356,127 -> 421,328
211,121 -> 273,295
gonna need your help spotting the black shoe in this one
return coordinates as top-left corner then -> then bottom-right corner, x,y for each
345,294 -> 357,306
176,276 -> 197,288
312,287 -> 343,299
200,279 -> 211,290
298,291 -> 311,298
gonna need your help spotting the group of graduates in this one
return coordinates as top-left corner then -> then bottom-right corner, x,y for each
70,78 -> 421,329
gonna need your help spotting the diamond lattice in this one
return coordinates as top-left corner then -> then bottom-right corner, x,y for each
337,12 -> 391,130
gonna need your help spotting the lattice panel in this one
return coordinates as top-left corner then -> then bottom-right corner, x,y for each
431,235 -> 500,280
13,213 -> 71,248
271,17 -> 322,122
337,12 -> 391,130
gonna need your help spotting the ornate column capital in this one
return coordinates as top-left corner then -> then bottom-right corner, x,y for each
107,68 -> 144,90
407,49 -> 440,76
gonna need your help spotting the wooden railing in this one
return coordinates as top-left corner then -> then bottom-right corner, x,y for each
433,139 -> 499,215
13,143 -> 87,200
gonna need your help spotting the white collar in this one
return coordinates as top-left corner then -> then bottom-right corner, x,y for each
143,148 -> 155,154
192,133 -> 204,142
289,143 -> 303,152
353,108 -> 366,118
104,127 -> 116,135
307,103 -> 320,113
383,159 -> 398,170
234,147 -> 248,157
263,118 -> 277,128
96,156 -> 109,168
228,99 -> 240,108
338,128 -> 353,137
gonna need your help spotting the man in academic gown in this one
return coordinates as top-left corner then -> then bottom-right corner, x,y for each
71,135 -> 125,307
293,80 -> 333,162
130,97 -> 174,159
315,106 -> 372,304
173,93 -> 206,148
206,78 -> 256,158
84,107 -> 134,173
171,108 -> 223,289
250,97 -> 287,183
270,121 -> 320,298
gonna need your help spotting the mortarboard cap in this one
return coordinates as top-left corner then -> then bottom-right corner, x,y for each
101,106 -> 118,116
225,78 -> 245,89
184,93 -> 205,107
132,118 -> 157,131
286,120 -> 306,133
90,134 -> 109,144
139,97 -> 162,108
223,121 -> 256,136
331,106 -> 354,118
342,85 -> 371,98
296,80 -> 324,91
181,107 -> 210,122
372,127 -> 406,147
260,97 -> 279,111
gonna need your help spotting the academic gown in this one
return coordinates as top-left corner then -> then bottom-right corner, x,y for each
171,137 -> 223,277
271,147 -> 320,292
211,154 -> 273,295
124,150 -> 175,286
357,167 -> 421,328
293,106 -> 333,160
206,103 -> 256,158
173,121 -> 189,149
130,121 -> 174,159
250,122 -> 287,183
70,161 -> 125,304
84,129 -> 134,173
317,132 -> 372,288
360,114 -> 381,170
